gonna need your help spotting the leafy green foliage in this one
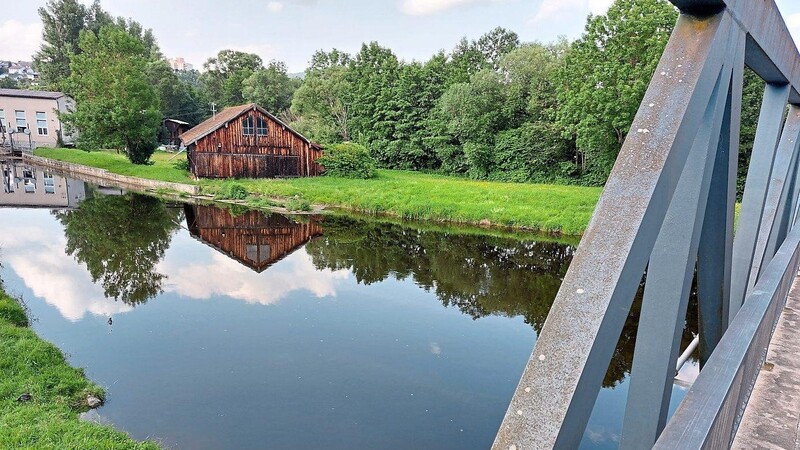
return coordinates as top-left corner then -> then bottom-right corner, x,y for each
317,143 -> 377,179
62,26 -> 161,164
55,193 -> 180,306
173,158 -> 190,171
556,0 -> 678,181
290,50 -> 352,143
200,50 -> 263,108
242,60 -> 299,113
216,181 -> 249,200
284,196 -> 312,212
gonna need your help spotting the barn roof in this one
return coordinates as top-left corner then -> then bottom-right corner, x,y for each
179,103 -> 319,148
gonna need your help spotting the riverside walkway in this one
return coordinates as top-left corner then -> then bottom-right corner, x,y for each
733,272 -> 800,450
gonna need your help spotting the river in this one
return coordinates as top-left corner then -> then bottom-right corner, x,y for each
0,163 -> 697,449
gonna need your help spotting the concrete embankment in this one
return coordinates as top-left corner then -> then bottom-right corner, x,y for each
22,154 -> 199,195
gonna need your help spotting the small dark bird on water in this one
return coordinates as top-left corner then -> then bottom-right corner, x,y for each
17,393 -> 32,402
108,317 -> 113,325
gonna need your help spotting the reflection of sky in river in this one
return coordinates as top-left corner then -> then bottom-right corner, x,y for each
0,209 -> 351,319
0,206 -> 692,449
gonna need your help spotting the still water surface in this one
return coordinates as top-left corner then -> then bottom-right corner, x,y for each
0,171 -> 693,449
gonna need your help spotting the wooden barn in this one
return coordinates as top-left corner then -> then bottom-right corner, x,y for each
180,103 -> 323,178
184,204 -> 323,273
162,119 -> 191,147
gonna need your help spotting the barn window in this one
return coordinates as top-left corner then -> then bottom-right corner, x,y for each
242,116 -> 254,135
256,117 -> 268,136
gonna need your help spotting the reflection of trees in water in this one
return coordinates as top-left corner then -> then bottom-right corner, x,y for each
306,217 -> 573,330
55,193 -> 181,306
306,217 -> 699,388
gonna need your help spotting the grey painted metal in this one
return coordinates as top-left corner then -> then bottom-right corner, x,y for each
728,83 -> 789,323
765,130 -> 800,259
494,0 -> 800,448
697,32 -> 745,364
653,225 -> 800,449
491,12 -> 733,450
747,108 -> 800,292
619,61 -> 732,450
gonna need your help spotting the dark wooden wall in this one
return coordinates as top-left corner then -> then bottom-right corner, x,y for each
189,108 -> 322,178
185,204 -> 323,272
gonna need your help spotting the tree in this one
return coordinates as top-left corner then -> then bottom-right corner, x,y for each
63,26 -> 162,164
56,193 -> 181,306
475,27 -> 520,71
146,59 -> 204,125
33,0 -> 92,89
199,50 -> 263,107
345,42 -> 401,153
242,60 -> 299,112
556,0 -> 678,182
290,50 -> 352,143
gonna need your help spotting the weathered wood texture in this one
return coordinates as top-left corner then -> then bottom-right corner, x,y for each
184,204 -> 323,272
185,104 -> 322,178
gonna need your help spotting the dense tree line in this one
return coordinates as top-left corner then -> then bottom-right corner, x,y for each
31,0 -> 762,186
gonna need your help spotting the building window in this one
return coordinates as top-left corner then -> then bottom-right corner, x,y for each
44,172 -> 55,194
0,109 -> 5,132
15,110 -> 26,132
256,117 -> 268,136
242,116 -> 254,135
36,112 -> 48,136
24,179 -> 35,193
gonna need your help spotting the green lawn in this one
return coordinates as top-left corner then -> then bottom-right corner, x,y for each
0,290 -> 158,449
34,148 -> 603,235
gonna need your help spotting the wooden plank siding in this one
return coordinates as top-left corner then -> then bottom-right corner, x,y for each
184,104 -> 323,179
184,204 -> 323,272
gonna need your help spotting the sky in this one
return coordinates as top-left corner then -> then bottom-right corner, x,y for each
2,0 -> 800,73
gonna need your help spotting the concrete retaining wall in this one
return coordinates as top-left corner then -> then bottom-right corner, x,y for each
23,154 -> 200,195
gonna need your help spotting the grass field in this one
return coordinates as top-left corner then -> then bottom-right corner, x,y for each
34,148 -> 603,235
0,290 -> 158,449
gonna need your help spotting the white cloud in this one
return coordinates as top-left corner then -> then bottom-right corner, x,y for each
159,248 -> 351,306
400,0 -> 501,16
267,2 -> 285,13
0,218 -> 131,322
0,20 -> 42,62
532,0 -> 612,22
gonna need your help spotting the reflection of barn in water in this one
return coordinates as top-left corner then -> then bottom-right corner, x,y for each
184,204 -> 323,273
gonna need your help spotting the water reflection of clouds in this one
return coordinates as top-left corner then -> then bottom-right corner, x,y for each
0,211 -> 132,321
0,209 -> 352,321
158,246 -> 351,306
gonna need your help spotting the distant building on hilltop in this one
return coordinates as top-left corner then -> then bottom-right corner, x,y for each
0,88 -> 75,150
168,57 -> 194,72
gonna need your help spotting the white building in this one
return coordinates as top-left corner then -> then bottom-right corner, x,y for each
0,88 -> 75,149
168,57 -> 194,72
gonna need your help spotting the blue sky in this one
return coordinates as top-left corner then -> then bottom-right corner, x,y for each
2,0 -> 800,73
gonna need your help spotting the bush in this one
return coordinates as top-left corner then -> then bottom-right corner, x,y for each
317,143 -> 377,179
285,196 -> 312,212
173,158 -> 190,171
216,181 -> 248,200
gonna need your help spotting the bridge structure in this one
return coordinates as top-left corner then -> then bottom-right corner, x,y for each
493,0 -> 800,448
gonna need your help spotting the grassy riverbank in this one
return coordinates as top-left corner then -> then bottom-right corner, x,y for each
34,148 -> 602,235
0,290 -> 158,449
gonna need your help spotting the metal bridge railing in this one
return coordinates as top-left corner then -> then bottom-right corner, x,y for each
492,1 -> 800,448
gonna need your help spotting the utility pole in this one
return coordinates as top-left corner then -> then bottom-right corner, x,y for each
211,102 -> 217,119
